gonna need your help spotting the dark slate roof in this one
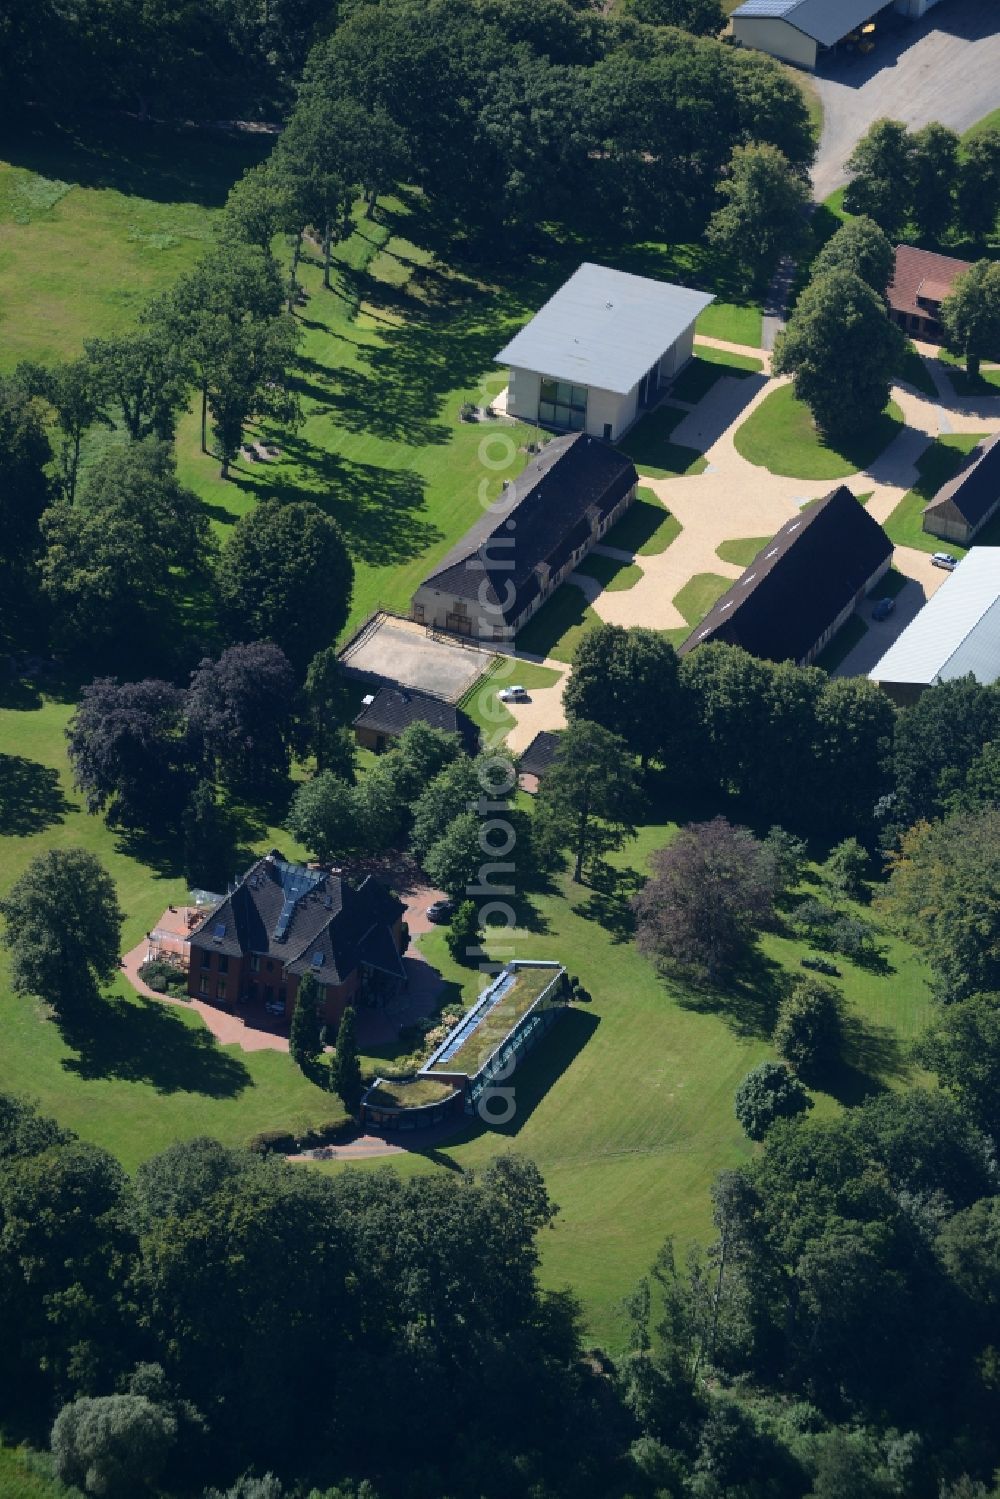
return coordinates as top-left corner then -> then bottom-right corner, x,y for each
353,686 -> 478,754
518,731 -> 560,779
677,487 -> 892,664
189,851 -> 405,987
923,433 -> 1000,533
419,433 -> 636,626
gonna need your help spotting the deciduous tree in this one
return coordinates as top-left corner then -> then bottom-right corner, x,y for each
621,0 -> 724,34
84,330 -> 189,442
286,772 -> 365,862
843,118 -> 914,238
734,1062 -> 811,1141
67,677 -> 193,833
564,625 -> 680,767
773,976 -> 844,1082
707,143 -> 810,290
810,215 -> 894,296
537,720 -> 641,882
52,1393 -> 177,1498
182,779 -> 235,893
910,121 -> 959,241
446,899 -> 483,966
941,260 -> 1000,380
916,993 -> 1000,1145
633,817 -> 777,982
218,498 -> 353,672
957,125 -> 1000,242
0,849 -> 123,1014
773,268 -> 903,441
187,642 -> 297,794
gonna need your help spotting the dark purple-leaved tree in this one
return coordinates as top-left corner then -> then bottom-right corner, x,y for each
632,816 -> 777,982
187,642 -> 296,795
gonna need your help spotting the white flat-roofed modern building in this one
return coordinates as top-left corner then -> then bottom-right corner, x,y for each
495,263 -> 714,444
868,548 -> 1000,706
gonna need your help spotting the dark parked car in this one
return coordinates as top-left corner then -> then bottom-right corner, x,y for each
801,955 -> 841,977
426,899 -> 456,924
871,597 -> 895,621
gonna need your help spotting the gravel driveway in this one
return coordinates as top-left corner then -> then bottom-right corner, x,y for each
811,0 -> 1000,202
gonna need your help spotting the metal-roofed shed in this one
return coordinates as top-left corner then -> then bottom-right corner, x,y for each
869,549 -> 1000,705
730,0 -> 902,69
496,263 -> 713,443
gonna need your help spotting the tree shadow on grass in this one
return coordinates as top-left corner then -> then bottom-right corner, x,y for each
419,1006 -> 600,1149
671,944 -> 793,1041
819,1013 -> 912,1108
0,754 -> 72,836
60,993 -> 251,1096
3,113 -> 269,207
570,858 -> 642,944
225,438 -> 440,570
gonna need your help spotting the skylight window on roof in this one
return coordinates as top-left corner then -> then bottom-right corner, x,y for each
212,921 -> 225,942
312,950 -> 324,967
766,548 -> 778,558
787,521 -> 801,533
720,601 -> 733,612
742,573 -> 756,586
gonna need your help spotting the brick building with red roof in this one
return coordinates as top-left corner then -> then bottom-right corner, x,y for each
887,245 -> 972,342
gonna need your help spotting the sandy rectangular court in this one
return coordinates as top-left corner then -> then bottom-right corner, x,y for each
339,613 -> 492,702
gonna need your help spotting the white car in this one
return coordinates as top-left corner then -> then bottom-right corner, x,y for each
931,552 -> 958,570
498,685 -> 528,702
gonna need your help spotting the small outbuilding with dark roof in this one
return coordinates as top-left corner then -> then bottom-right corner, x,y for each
677,486 -> 892,667
187,850 -> 406,1031
411,432 -> 637,643
887,244 -> 972,342
517,730 -> 560,793
353,685 -> 479,754
922,433 -> 1000,546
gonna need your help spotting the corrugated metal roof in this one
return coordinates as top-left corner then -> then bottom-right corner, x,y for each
732,0 -> 888,46
495,263 -> 714,397
869,549 -> 1000,687
732,0 -> 798,15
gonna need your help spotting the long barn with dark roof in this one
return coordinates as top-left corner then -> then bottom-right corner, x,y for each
411,432 -> 637,642
677,487 -> 892,667
187,850 -> 406,1031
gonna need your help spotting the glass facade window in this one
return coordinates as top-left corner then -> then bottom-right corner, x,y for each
538,378 -> 587,432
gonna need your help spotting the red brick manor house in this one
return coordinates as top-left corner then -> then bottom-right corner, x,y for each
187,851 -> 407,1031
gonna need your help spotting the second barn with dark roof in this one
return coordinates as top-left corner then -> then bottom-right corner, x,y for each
677,486 -> 892,667
922,433 -> 1000,547
411,432 -> 637,642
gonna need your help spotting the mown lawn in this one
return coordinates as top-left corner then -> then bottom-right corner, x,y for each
318,821 -> 934,1349
603,488 -> 682,556
0,1445 -> 60,1499
0,119 -> 266,370
618,406 -> 708,481
716,535 -> 770,567
734,383 -> 905,480
516,585 -> 603,664
573,552 -> 643,592
673,572 -> 732,626
671,347 -> 764,404
0,697 -> 349,1171
883,432 -> 987,554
